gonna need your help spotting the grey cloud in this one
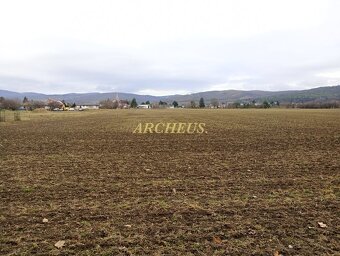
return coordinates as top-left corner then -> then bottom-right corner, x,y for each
1,28 -> 340,95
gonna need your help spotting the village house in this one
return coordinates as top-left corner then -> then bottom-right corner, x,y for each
116,99 -> 130,109
76,104 -> 100,110
112,94 -> 130,109
137,104 -> 151,109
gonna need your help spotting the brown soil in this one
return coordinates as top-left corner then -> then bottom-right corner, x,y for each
0,109 -> 339,255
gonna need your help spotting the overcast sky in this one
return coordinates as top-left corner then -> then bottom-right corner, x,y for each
0,0 -> 340,95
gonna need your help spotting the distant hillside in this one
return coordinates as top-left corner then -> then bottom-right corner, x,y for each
255,86 -> 340,103
167,86 -> 340,104
1,85 -> 339,105
0,90 -> 160,105
166,90 -> 275,104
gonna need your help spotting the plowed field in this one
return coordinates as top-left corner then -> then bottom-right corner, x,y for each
0,109 -> 339,255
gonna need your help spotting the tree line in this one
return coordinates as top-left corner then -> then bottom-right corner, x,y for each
0,97 -> 22,110
1,95 -> 339,110
0,96 -> 77,110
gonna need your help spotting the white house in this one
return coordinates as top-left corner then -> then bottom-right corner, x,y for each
137,104 -> 151,109
76,104 -> 100,110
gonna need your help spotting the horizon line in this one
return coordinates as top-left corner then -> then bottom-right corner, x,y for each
1,84 -> 339,97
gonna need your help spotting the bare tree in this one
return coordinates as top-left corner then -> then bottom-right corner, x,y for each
1,99 -> 21,110
211,98 -> 219,108
99,99 -> 115,109
30,100 -> 46,109
48,101 -> 63,110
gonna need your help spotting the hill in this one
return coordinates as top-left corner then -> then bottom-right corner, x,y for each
1,85 -> 339,105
